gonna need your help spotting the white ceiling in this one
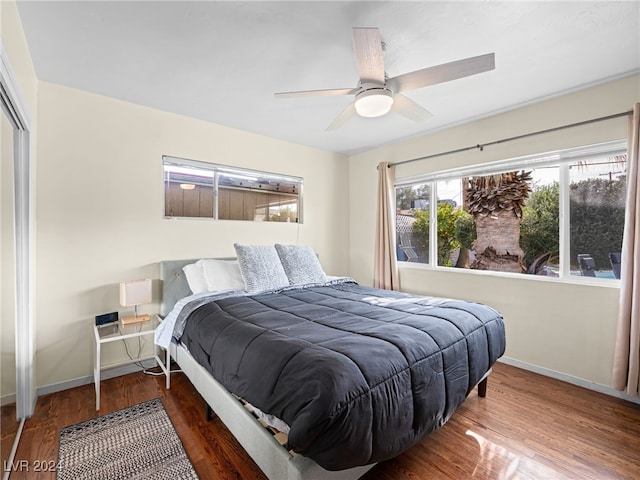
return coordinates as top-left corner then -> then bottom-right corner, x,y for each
16,1 -> 640,155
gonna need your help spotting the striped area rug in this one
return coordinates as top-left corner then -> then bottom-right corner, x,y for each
57,398 -> 198,480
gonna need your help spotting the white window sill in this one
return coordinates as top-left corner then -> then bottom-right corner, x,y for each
398,260 -> 622,289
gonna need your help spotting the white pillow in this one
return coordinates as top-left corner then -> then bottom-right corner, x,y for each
275,244 -> 328,285
198,259 -> 246,292
182,262 -> 208,294
233,244 -> 290,294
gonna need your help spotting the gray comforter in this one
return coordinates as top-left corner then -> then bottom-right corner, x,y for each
179,281 -> 505,471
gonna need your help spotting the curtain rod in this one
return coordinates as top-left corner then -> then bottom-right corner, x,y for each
386,110 -> 633,168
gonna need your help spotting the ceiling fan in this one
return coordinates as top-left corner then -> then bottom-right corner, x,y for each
274,27 -> 495,130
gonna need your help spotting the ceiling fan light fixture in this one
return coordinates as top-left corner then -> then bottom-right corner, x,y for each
354,87 -> 393,118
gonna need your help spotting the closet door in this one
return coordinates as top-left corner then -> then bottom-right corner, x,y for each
0,97 -> 18,469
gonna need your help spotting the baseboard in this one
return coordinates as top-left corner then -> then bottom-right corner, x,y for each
1,393 -> 16,407
499,357 -> 640,405
36,359 -> 157,399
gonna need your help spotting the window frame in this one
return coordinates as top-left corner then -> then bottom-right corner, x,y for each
163,155 -> 304,223
395,139 -> 627,285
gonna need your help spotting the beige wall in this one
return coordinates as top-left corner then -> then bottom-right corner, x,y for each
35,82 -> 349,388
348,74 -> 640,389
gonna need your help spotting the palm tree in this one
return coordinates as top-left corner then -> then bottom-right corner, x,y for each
465,171 -> 532,273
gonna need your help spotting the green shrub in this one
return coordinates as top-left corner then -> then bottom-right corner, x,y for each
520,178 -> 625,269
454,212 -> 476,250
413,203 -> 466,266
520,183 -> 559,267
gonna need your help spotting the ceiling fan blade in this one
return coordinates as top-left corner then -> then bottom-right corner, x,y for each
275,87 -> 358,99
388,53 -> 495,93
391,94 -> 432,122
326,103 -> 357,131
352,27 -> 385,84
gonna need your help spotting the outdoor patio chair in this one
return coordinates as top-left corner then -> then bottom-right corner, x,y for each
577,254 -> 596,277
399,232 -> 419,262
608,252 -> 621,279
527,252 -> 552,276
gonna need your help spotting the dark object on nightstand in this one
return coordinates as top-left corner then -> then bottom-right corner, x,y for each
95,311 -> 118,326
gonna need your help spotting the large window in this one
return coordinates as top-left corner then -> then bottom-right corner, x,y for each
395,140 -> 627,282
163,156 -> 303,223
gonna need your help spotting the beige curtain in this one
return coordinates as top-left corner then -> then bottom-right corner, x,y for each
374,161 -> 399,290
612,103 -> 640,396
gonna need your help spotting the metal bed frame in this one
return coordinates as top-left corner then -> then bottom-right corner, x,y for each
160,259 -> 375,480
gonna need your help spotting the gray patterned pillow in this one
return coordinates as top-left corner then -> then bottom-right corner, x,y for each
275,244 -> 327,285
233,244 -> 290,293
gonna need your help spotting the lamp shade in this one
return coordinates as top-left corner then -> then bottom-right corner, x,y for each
119,279 -> 152,307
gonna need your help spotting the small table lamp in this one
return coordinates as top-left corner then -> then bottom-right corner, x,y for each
119,279 -> 152,325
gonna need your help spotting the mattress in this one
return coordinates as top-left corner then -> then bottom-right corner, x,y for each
176,280 -> 505,471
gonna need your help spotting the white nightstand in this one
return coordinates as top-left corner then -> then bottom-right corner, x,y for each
93,315 -> 170,410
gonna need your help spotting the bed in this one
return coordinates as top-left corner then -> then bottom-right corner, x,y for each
156,246 -> 505,480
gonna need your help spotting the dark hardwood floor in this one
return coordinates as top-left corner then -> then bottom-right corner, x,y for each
1,403 -> 18,471
3,362 -> 639,479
